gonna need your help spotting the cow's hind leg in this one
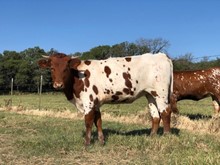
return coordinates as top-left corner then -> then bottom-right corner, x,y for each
146,94 -> 161,135
160,104 -> 171,134
84,110 -> 95,146
94,109 -> 105,145
156,97 -> 171,134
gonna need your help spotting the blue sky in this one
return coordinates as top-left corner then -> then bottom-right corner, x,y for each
0,0 -> 220,59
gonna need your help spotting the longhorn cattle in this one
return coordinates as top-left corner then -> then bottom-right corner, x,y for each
38,53 -> 173,145
171,67 -> 220,114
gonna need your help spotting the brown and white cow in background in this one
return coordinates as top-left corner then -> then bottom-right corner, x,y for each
38,52 -> 173,145
171,67 -> 220,114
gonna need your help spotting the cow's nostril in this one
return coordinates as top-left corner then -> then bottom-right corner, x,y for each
54,82 -> 64,89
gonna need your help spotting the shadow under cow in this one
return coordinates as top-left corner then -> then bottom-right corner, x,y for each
185,113 -> 212,120
82,127 -> 180,144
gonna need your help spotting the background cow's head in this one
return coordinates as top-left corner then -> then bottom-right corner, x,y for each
38,53 -> 81,89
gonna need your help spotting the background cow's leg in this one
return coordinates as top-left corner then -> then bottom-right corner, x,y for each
146,94 -> 160,135
84,110 -> 95,145
212,96 -> 220,114
94,109 -> 105,145
170,95 -> 179,114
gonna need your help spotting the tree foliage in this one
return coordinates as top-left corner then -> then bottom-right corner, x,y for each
136,38 -> 169,54
0,47 -> 50,93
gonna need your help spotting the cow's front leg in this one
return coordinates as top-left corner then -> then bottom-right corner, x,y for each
160,105 -> 171,134
150,117 -> 161,135
84,110 -> 95,146
94,109 -> 104,145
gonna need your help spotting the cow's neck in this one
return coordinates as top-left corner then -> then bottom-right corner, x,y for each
63,72 -> 74,101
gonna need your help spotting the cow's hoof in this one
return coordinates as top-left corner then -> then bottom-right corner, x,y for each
99,140 -> 105,146
84,141 -> 91,147
150,132 -> 157,137
163,131 -> 171,136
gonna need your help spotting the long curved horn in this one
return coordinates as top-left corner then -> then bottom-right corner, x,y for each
42,55 -> 49,58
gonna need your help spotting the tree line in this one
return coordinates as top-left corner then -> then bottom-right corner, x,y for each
0,38 -> 219,93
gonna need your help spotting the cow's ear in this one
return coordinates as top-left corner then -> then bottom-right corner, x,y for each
38,58 -> 51,68
69,58 -> 81,70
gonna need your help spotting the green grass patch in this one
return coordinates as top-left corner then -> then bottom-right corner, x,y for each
0,93 -> 219,164
0,93 -> 149,116
0,92 -> 75,112
0,110 -> 220,164
0,93 -> 214,117
178,98 -> 214,118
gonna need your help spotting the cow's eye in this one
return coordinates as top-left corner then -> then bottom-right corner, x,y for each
51,67 -> 55,71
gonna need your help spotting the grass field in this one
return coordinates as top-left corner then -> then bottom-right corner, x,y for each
0,93 -> 220,164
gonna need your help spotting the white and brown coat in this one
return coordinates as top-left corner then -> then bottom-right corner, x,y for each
38,52 -> 173,145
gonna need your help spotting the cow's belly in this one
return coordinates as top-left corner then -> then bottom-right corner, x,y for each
178,93 -> 210,101
102,91 -> 145,104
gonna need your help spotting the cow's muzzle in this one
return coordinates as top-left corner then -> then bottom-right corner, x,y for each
53,82 -> 64,89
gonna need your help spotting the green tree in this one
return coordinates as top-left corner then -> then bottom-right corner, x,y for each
110,42 -> 130,57
70,52 -> 82,57
15,60 -> 31,90
1,51 -> 22,90
81,45 -> 111,60
20,47 -> 51,92
173,53 -> 195,71
80,38 -> 169,60
47,48 -> 59,55
0,54 -> 4,88
136,38 -> 169,53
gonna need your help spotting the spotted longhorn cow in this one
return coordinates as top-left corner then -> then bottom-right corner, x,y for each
38,53 -> 173,145
171,67 -> 220,114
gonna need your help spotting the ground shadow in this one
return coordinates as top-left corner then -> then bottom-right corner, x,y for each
184,113 -> 212,120
103,127 -> 179,137
83,127 -> 180,144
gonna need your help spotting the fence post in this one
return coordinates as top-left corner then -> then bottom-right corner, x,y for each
39,75 -> 43,110
10,78 -> 13,106
11,78 -> 13,95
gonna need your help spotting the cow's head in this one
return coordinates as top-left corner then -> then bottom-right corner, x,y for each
38,53 -> 81,89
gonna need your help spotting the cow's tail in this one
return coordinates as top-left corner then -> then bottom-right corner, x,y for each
168,58 -> 173,105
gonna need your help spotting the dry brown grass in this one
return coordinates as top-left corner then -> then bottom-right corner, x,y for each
1,106 -> 220,136
173,114 -> 220,135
